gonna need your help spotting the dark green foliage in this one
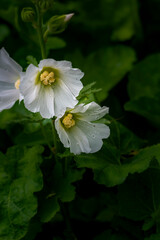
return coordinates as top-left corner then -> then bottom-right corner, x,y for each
0,145 -> 43,240
0,0 -> 160,239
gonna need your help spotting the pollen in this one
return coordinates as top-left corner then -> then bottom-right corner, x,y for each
15,79 -> 20,89
62,113 -> 75,129
40,70 -> 55,85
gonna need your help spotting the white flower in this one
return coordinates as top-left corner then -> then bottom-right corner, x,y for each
20,59 -> 84,118
0,48 -> 23,112
55,102 -> 110,155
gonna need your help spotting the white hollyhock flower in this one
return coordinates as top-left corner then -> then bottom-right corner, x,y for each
55,102 -> 110,155
20,59 -> 84,118
0,48 -> 23,112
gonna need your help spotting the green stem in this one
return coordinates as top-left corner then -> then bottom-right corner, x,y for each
35,5 -> 46,59
59,201 -> 77,240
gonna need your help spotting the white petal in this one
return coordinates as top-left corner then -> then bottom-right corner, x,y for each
60,68 -> 84,97
0,81 -> 15,91
24,85 -> 55,118
67,126 -> 91,154
20,64 -> 40,104
39,59 -> 72,69
72,102 -> 109,121
76,120 -> 110,153
0,89 -> 19,111
0,68 -> 19,84
55,117 -> 91,154
54,60 -> 72,68
39,86 -> 55,118
0,48 -> 22,76
54,79 -> 78,116
38,59 -> 57,69
21,64 -> 55,118
39,59 -> 83,97
55,118 -> 70,148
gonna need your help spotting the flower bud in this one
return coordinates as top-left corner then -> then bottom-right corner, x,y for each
47,13 -> 74,35
21,7 -> 35,22
38,0 -> 54,12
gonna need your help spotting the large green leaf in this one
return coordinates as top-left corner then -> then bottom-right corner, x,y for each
125,54 -> 160,127
39,161 -> 84,222
0,102 -> 42,130
127,54 -> 160,100
59,0 -> 140,41
67,45 -> 136,102
76,143 -> 160,187
125,95 -> 160,127
84,45 -> 136,102
75,119 -> 160,187
0,145 -> 43,240
118,167 -> 160,231
51,161 -> 85,202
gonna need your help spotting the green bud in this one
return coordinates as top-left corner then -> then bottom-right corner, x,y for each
38,0 -> 54,12
21,7 -> 35,22
47,13 -> 74,35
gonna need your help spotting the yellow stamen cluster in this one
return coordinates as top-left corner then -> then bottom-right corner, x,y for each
40,70 -> 55,85
15,79 -> 20,89
62,113 -> 75,129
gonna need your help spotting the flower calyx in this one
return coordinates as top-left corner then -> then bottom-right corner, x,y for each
21,7 -> 35,22
46,13 -> 74,36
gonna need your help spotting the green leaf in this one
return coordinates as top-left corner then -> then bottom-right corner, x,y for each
39,161 -> 85,222
118,167 -> 160,225
46,37 -> 66,56
142,218 -> 154,231
111,17 -> 135,41
127,54 -> 160,100
108,117 -> 145,154
77,82 -> 101,104
70,192 -> 117,222
125,53 -> 160,127
51,162 -> 85,202
0,24 -> 10,42
68,45 -> 136,102
125,96 -> 160,128
0,102 -> 42,129
21,218 -> 41,240
26,55 -> 38,66
75,120 -> 147,187
0,145 -> 44,240
85,45 -> 136,102
40,197 -> 60,223
13,121 -> 53,147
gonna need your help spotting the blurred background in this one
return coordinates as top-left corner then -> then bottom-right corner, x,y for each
1,0 -> 160,239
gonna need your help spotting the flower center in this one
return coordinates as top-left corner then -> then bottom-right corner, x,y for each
15,79 -> 20,89
40,70 -> 55,85
62,113 -> 75,129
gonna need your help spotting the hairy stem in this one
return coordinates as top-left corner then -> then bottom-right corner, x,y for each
35,5 -> 46,59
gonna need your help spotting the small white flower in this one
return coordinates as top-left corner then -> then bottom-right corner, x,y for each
0,48 -> 23,112
20,59 -> 84,118
55,102 -> 110,155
